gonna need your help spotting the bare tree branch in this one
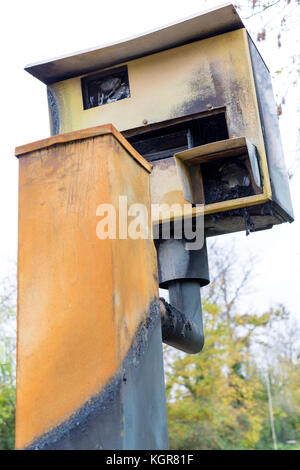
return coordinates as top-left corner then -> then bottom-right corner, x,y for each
244,0 -> 282,19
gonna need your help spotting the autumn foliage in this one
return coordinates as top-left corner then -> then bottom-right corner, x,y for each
165,243 -> 300,450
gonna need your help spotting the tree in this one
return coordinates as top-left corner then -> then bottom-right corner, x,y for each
0,274 -> 16,450
165,242 -> 298,450
256,316 -> 300,448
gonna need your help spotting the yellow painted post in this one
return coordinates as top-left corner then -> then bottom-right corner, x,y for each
15,124 -> 168,450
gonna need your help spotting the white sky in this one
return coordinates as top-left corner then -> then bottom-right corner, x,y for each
0,0 -> 299,317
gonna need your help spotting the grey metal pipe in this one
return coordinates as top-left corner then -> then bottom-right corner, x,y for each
160,279 -> 204,354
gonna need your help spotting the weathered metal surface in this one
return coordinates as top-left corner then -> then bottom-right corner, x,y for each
204,203 -> 276,237
47,88 -> 60,135
15,123 -> 152,174
155,238 -> 209,288
24,4 -> 243,85
46,29 -> 264,151
158,239 -> 207,354
43,28 -> 285,231
175,137 -> 262,208
161,281 -> 204,354
15,125 -> 166,449
24,6 -> 292,235
175,137 -> 257,165
25,303 -> 168,450
248,34 -> 294,222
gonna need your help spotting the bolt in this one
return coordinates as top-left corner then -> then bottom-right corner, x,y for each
206,103 -> 213,110
142,119 -> 148,125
